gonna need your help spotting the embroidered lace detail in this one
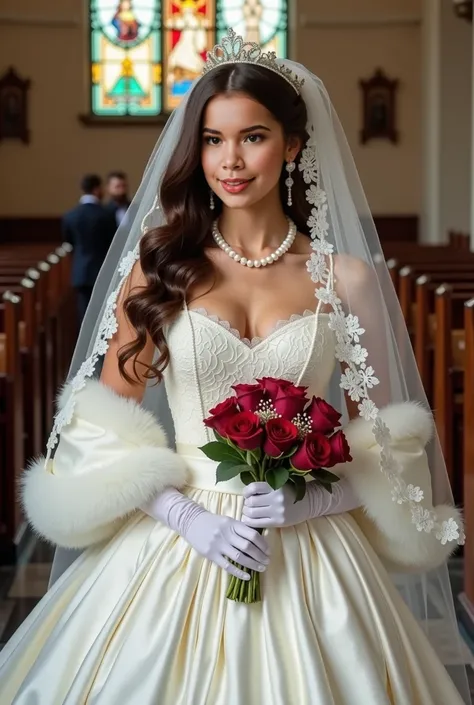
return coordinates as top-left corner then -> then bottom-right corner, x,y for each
299,140 -> 464,547
189,307 -> 317,348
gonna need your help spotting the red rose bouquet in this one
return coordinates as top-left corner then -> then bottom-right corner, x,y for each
200,377 -> 352,603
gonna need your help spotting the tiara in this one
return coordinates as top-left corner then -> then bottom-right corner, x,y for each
202,28 -> 304,95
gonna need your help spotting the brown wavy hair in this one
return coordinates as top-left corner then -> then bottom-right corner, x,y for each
119,62 -> 311,384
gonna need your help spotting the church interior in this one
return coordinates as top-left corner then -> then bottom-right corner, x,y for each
1,0 -> 474,699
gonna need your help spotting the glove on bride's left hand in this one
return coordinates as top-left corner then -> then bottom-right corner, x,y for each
241,479 -> 361,529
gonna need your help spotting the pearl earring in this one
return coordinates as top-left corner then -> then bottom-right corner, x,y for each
285,161 -> 295,207
210,190 -> 215,210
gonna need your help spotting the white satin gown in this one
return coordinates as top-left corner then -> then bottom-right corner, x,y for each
0,306 -> 467,704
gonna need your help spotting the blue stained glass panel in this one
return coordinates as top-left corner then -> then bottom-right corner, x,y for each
88,1 -> 289,117
90,0 -> 162,116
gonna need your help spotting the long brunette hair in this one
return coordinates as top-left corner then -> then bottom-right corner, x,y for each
119,63 -> 311,383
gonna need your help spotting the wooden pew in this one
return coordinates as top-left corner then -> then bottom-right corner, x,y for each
382,241 -> 474,263
0,291 -> 23,563
0,244 -> 76,564
430,284 -> 473,499
0,266 -> 53,451
448,230 -> 470,251
433,285 -> 455,486
0,248 -> 75,435
464,299 -> 474,608
0,276 -> 42,461
393,263 -> 472,506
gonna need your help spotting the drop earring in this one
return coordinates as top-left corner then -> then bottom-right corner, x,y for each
210,190 -> 215,211
285,161 -> 295,207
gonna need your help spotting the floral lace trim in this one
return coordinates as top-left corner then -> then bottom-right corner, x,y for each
190,307 -> 316,348
299,139 -> 464,547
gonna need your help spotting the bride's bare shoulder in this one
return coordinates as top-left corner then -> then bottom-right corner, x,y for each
333,253 -> 377,296
292,233 -> 313,255
292,237 -> 374,283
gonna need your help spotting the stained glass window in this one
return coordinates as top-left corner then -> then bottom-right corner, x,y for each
89,1 -> 288,118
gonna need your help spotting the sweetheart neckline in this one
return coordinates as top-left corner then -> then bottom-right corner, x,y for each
185,307 -> 330,350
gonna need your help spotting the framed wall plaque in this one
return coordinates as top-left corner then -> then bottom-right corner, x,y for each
359,68 -> 398,145
0,67 -> 31,144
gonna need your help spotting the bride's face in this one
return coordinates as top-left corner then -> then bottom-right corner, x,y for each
201,92 -> 296,210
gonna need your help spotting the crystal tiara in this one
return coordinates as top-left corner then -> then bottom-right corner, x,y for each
202,28 -> 304,95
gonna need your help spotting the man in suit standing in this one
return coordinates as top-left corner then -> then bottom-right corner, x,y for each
105,170 -> 131,227
62,174 -> 117,323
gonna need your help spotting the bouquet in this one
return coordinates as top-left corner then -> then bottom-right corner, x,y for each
200,377 -> 352,603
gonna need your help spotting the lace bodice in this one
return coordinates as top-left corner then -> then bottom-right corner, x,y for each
188,308 -> 317,348
163,310 -> 336,446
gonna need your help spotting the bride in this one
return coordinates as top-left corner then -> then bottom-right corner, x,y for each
0,29 -> 470,704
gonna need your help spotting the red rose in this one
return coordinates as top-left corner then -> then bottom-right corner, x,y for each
306,397 -> 342,434
263,418 -> 299,457
259,377 -> 307,401
224,411 -> 264,451
204,397 -> 240,436
232,383 -> 266,413
274,385 -> 308,421
327,431 -> 352,467
291,432 -> 332,471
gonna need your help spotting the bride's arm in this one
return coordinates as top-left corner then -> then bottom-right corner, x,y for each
21,261 -> 189,549
100,259 -> 154,400
333,254 -> 390,419
332,254 -> 462,573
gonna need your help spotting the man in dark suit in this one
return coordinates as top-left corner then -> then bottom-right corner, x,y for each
62,174 -> 117,323
105,170 -> 131,228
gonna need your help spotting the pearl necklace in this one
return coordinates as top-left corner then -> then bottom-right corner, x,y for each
212,218 -> 297,268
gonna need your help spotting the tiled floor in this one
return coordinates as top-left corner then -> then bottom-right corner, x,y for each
0,540 -> 474,701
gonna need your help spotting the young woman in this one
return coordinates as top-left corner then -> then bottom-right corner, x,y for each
0,30 -> 470,704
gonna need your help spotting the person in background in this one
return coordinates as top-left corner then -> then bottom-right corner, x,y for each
62,174 -> 117,323
105,170 -> 131,227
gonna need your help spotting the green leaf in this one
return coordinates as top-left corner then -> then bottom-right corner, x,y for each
240,471 -> 255,486
216,462 -> 250,483
319,481 -> 333,495
311,478 -> 334,494
290,468 -> 311,476
278,445 -> 299,460
310,469 -> 340,484
290,475 -> 307,503
199,442 -> 242,464
266,466 -> 290,490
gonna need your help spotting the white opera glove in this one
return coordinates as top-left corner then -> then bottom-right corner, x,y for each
241,479 -> 361,529
141,488 -> 271,581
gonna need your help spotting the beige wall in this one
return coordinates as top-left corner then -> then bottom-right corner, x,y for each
296,0 -> 422,215
1,0 -> 423,217
439,0 -> 472,236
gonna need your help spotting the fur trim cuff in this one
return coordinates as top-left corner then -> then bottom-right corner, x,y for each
21,381 -> 188,549
336,402 -> 462,573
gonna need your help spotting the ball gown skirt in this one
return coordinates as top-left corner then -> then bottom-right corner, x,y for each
0,448 -> 465,705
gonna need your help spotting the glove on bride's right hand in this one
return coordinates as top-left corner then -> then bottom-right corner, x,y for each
141,488 -> 271,581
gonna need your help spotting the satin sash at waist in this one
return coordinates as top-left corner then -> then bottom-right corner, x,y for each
176,443 -> 245,495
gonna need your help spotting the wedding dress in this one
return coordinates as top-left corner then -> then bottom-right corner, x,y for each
0,298 -> 465,704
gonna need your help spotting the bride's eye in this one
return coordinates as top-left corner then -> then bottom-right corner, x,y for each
245,134 -> 263,144
204,136 -> 221,146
